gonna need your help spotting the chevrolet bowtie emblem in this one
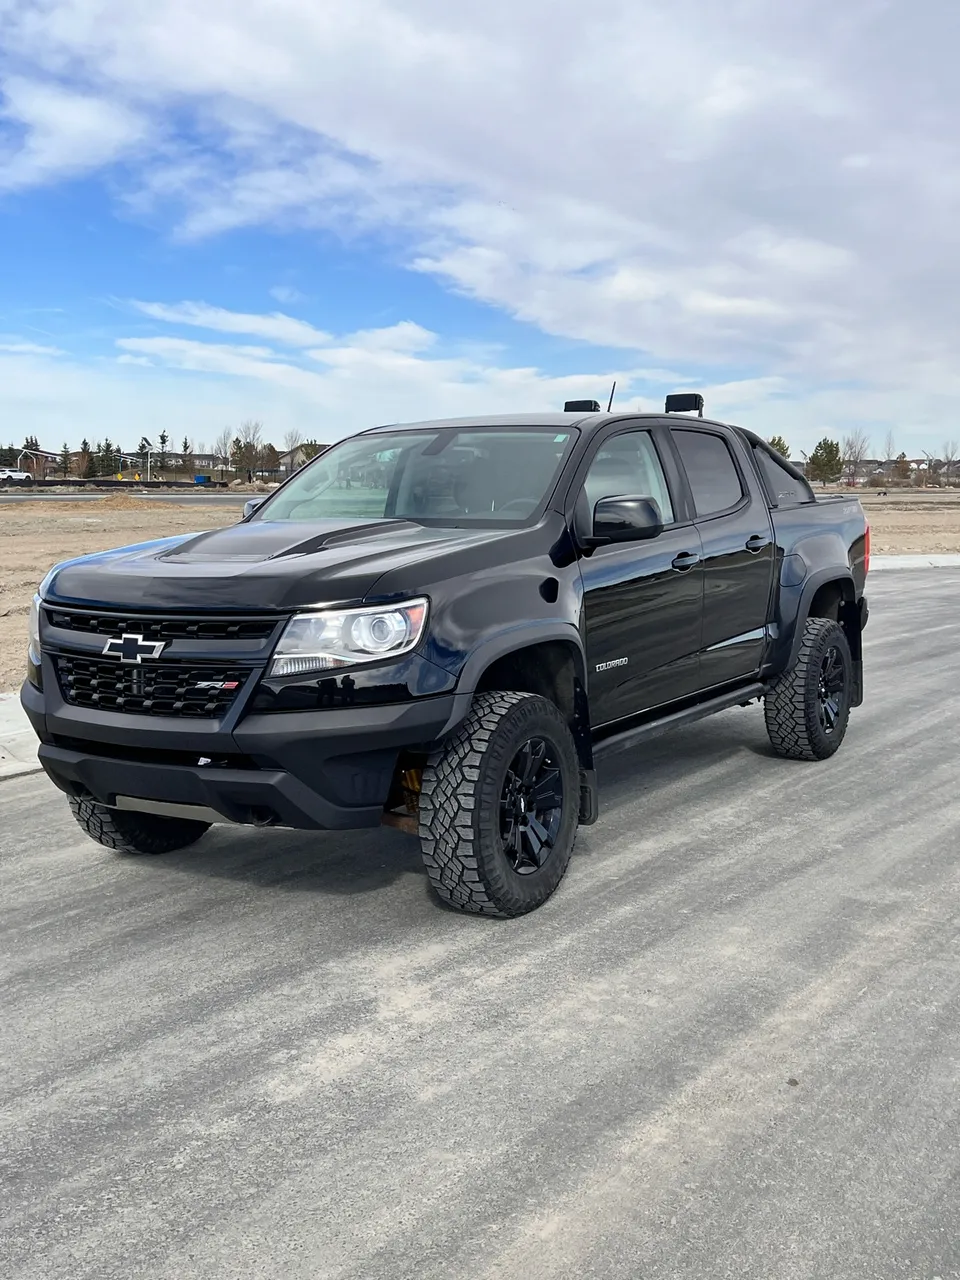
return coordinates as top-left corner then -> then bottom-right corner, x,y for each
102,633 -> 167,664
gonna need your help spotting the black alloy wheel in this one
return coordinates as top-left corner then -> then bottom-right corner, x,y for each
817,645 -> 847,735
499,737 -> 565,875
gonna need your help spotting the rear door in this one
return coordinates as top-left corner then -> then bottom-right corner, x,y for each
576,426 -> 704,726
668,426 -> 776,688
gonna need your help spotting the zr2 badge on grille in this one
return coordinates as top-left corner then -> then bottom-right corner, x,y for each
102,633 -> 167,664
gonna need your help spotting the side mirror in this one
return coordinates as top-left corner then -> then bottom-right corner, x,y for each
591,496 -> 663,544
243,497 -> 266,520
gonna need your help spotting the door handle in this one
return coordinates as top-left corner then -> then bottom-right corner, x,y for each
745,535 -> 769,554
671,551 -> 701,572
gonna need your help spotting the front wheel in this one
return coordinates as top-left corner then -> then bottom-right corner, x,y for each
764,617 -> 853,761
418,692 -> 581,917
69,796 -> 211,854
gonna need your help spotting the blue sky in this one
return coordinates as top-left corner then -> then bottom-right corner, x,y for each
1,0 -> 959,457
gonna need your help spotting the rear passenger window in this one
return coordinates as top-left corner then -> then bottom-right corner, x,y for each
673,430 -> 744,517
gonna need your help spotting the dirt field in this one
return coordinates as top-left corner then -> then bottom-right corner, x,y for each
0,498 -> 238,692
2,490 -> 959,692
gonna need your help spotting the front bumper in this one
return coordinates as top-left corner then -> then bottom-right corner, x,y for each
21,677 -> 466,830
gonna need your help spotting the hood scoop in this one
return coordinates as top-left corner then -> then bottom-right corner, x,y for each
271,519 -> 415,558
156,519 -> 414,565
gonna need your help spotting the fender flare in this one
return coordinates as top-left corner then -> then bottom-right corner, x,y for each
435,620 -> 598,823
786,568 -> 856,669
437,620 -> 588,734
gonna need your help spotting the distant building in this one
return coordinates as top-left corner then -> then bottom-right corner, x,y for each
280,444 -> 331,475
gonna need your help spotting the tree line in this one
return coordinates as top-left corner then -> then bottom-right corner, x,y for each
766,432 -> 960,486
0,421 -> 326,480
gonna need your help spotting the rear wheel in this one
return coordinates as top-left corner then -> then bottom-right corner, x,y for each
68,796 -> 210,855
764,617 -> 853,761
418,691 -> 580,917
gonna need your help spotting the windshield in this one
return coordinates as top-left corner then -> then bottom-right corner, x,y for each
256,427 -> 578,526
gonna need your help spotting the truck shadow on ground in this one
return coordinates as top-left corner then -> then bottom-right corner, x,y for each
155,709 -> 772,899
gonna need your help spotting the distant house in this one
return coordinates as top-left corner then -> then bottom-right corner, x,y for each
17,449 -> 60,479
280,444 -> 331,475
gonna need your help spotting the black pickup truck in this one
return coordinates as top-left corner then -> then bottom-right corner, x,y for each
22,398 -> 869,917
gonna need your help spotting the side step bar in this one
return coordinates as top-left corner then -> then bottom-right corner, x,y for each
592,682 -> 766,760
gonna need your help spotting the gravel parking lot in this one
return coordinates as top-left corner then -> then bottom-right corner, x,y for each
2,571 -> 959,1280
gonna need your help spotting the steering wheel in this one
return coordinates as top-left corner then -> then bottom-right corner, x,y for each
497,498 -> 539,516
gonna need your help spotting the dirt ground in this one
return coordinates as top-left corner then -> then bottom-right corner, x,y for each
2,490 -> 959,692
0,498 -> 237,692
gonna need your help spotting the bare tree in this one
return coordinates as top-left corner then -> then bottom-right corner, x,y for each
942,439 -> 958,484
237,420 -> 264,477
213,427 -> 233,482
240,419 -> 263,449
921,450 -> 942,486
842,430 -> 872,486
283,429 -> 304,454
882,429 -> 897,463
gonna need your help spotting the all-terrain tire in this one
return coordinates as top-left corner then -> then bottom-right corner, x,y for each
764,617 -> 853,761
68,796 -> 211,854
418,691 -> 580,917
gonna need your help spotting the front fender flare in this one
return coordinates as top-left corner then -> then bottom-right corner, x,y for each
437,620 -> 588,738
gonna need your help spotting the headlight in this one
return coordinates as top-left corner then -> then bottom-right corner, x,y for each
269,598 -> 429,677
28,594 -> 41,663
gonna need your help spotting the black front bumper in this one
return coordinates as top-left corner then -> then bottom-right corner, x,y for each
21,678 -> 466,830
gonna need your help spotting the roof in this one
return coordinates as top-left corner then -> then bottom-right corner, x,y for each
363,412 -> 736,434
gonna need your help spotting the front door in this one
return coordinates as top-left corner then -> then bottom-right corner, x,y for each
578,429 -> 704,727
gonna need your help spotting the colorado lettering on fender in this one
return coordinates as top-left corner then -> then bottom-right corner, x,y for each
596,657 -> 629,672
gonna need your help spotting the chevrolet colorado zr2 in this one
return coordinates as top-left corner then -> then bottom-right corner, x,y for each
21,397 -> 869,917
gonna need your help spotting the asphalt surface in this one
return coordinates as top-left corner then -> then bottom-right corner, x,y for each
3,571 -> 960,1280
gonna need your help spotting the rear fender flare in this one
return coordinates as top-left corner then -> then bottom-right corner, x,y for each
775,568 -> 855,673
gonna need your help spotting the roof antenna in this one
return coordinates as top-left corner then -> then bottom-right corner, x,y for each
607,380 -> 617,412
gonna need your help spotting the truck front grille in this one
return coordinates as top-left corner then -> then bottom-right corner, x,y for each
45,608 -> 278,642
55,655 -> 251,718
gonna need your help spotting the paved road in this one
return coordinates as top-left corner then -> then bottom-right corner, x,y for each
3,572 -> 960,1280
0,491 -> 248,505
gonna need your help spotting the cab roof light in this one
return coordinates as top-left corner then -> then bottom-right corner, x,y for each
665,393 -> 704,416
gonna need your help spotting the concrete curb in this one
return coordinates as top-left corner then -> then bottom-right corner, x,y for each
0,692 -> 40,781
869,554 -> 960,571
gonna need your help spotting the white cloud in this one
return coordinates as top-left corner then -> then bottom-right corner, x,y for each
0,336 -> 64,356
1,1 -> 959,431
270,285 -> 305,304
0,315 -> 628,450
337,321 -> 436,354
0,76 -> 148,189
1,295 -> 957,459
130,300 -> 331,347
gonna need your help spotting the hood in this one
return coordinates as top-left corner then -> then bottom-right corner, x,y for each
42,517 -> 541,612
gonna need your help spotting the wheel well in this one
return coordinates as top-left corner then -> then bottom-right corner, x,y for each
474,641 -> 592,766
807,578 -> 861,661
808,579 -> 851,622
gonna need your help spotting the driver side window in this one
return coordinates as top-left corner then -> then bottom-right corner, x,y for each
583,431 -> 674,524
